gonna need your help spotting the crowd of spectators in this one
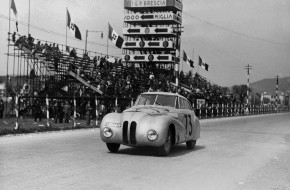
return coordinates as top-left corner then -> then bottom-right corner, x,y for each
12,33 -> 232,110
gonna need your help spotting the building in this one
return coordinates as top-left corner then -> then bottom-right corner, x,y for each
261,91 -> 288,106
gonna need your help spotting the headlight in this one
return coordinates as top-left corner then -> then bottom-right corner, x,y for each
103,127 -> 113,138
147,130 -> 158,141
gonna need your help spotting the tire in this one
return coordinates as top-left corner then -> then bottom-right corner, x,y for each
106,143 -> 120,153
158,128 -> 173,156
186,140 -> 196,150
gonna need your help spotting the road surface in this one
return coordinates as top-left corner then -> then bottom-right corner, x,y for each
1,113 -> 290,190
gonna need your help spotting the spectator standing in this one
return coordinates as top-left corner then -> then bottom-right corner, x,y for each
63,101 -> 71,123
0,100 -> 4,119
98,100 -> 107,121
53,101 -> 58,123
85,102 -> 92,126
12,32 -> 16,43
34,101 -> 42,123
70,48 -> 77,59
58,102 -> 64,123
27,34 -> 34,49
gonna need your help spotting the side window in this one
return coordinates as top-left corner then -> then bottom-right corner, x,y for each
178,97 -> 184,109
183,99 -> 192,110
179,98 -> 192,110
175,97 -> 179,109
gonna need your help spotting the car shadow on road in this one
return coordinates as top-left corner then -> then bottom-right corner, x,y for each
115,144 -> 206,157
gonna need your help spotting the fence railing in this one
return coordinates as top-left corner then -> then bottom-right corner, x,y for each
195,105 -> 290,119
5,95 -> 290,130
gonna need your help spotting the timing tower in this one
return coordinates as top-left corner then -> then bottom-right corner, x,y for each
123,0 -> 183,84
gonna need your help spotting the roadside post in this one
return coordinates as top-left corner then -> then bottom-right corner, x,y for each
14,95 -> 19,130
73,94 -> 76,127
46,94 -> 50,127
95,96 -> 99,127
115,97 -> 118,113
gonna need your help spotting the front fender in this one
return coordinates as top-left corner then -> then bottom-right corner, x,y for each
100,113 -> 122,143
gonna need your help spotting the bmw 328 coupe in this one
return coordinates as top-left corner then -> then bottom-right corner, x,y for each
100,92 -> 201,156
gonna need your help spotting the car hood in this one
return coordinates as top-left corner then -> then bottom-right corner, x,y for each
123,106 -> 178,119
124,106 -> 170,115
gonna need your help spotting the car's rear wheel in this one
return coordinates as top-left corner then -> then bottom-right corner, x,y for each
106,143 -> 120,153
158,128 -> 172,156
186,140 -> 196,149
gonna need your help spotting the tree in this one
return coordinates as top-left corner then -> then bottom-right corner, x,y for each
263,97 -> 270,104
232,85 -> 249,103
6,83 -> 16,98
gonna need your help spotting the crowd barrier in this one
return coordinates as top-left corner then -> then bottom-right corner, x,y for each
195,104 -> 290,119
11,96 -> 134,130
5,95 -> 290,130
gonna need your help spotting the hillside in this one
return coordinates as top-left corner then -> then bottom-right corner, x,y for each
250,76 -> 290,94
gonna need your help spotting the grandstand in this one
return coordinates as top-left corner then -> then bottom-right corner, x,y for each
7,32 -> 231,104
4,0 -> 233,116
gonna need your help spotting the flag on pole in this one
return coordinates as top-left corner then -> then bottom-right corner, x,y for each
108,23 -> 124,49
67,9 -> 82,40
199,56 -> 209,71
11,0 -> 18,32
183,50 -> 194,68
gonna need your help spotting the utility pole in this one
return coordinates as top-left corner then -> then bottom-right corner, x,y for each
85,30 -> 103,54
276,75 -> 279,107
244,64 -> 253,105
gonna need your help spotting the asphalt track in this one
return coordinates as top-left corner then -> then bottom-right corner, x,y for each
1,113 -> 290,190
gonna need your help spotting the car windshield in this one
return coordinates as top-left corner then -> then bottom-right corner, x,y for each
135,94 -> 176,108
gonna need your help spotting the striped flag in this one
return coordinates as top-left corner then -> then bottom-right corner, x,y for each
199,56 -> 209,71
67,9 -> 82,40
183,50 -> 194,68
11,0 -> 18,32
108,23 -> 124,49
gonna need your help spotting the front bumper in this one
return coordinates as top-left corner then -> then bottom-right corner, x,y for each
100,124 -> 166,147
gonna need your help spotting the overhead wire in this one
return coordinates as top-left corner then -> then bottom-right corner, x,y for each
183,12 -> 290,48
0,13 -> 119,50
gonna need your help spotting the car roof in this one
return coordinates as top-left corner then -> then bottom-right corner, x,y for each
141,91 -> 187,99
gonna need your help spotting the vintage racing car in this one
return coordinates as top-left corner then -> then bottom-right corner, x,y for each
100,92 -> 201,156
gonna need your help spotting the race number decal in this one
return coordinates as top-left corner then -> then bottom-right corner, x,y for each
184,114 -> 193,136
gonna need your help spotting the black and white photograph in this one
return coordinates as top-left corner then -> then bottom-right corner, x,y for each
0,0 -> 290,189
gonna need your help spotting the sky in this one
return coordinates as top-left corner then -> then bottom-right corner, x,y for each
0,0 -> 289,87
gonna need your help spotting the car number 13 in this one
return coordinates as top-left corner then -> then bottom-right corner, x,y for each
184,114 -> 193,136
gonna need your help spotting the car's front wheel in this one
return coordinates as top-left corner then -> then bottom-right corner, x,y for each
158,128 -> 172,156
186,140 -> 196,150
106,143 -> 120,153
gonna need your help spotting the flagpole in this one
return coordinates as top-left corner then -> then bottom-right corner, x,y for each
66,7 -> 68,47
6,0 -> 12,116
181,55 -> 183,71
197,55 -> 200,74
28,0 -> 31,35
192,48 -> 194,73
9,0 -> 11,32
107,22 -> 109,58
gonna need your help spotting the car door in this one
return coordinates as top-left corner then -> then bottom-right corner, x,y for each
177,97 -> 193,138
182,98 -> 195,138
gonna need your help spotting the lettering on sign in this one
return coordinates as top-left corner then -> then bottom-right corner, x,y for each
154,13 -> 173,20
124,13 -> 175,21
131,0 -> 166,7
196,99 -> 205,109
